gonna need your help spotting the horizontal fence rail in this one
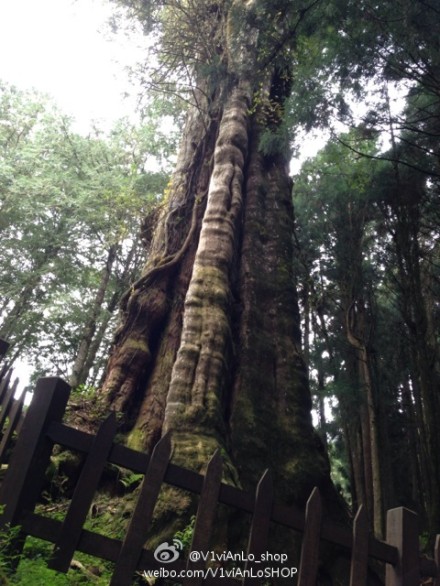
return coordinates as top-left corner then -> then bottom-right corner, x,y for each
0,374 -> 439,585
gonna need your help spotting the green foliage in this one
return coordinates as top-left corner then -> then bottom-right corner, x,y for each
70,384 -> 98,398
173,515 -> 196,551
0,514 -> 21,582
294,91 -> 440,522
0,514 -> 108,585
118,471 -> 144,491
12,537 -> 112,585
258,123 -> 290,157
327,439 -> 351,505
109,0 -> 163,35
0,81 -> 176,384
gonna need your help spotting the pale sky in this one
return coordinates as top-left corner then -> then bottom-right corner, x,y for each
0,0 -> 330,155
0,0 -> 145,133
0,0 -> 149,392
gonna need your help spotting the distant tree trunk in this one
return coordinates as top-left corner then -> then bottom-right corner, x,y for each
344,416 -> 366,512
325,195 -> 384,534
316,370 -> 328,450
346,300 -> 384,537
69,244 -> 118,388
302,280 -> 311,370
310,308 -> 328,448
99,0 -> 342,524
70,238 -> 144,388
401,376 -> 426,516
392,193 -> 440,534
0,221 -> 64,343
80,313 -> 113,386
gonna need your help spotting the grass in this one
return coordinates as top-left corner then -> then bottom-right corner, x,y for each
5,537 -> 113,585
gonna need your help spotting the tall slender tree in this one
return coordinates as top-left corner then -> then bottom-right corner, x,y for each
293,115 -> 440,539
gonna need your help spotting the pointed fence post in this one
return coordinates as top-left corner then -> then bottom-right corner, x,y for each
243,469 -> 274,585
48,413 -> 118,573
298,487 -> 322,586
0,378 -> 18,429
0,377 -> 71,528
385,507 -> 419,586
0,390 -> 25,464
110,432 -> 172,586
0,368 -> 12,403
0,341 -> 10,387
350,505 -> 369,586
184,450 -> 223,586
434,535 -> 440,586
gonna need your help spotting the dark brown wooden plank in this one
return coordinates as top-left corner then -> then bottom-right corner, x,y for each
350,505 -> 368,586
21,510 -> 242,586
0,368 -> 13,404
385,507 -> 419,586
435,534 -> 440,586
110,432 -> 172,586
419,555 -> 437,578
47,421 -> 152,472
322,517 -> 397,565
47,421 -> 95,452
0,378 -> 18,428
243,469 -> 273,586
367,534 -> 398,565
0,395 -> 24,463
189,450 -> 223,551
184,450 -> 223,586
44,420 -> 398,566
0,377 -> 71,528
298,487 -> 322,586
0,339 -> 9,360
48,413 -> 118,572
21,511 -> 122,562
13,408 -> 27,437
0,364 -> 9,386
166,461 -> 205,494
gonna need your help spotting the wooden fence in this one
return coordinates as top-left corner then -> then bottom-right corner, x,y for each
0,374 -> 439,585
0,340 -> 29,466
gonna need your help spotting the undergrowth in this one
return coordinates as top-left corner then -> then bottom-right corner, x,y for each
0,535 -> 114,585
0,497 -> 120,585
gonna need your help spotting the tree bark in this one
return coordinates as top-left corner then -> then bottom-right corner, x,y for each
97,3 -> 345,549
388,177 -> 440,534
346,300 -> 384,537
69,244 -> 118,388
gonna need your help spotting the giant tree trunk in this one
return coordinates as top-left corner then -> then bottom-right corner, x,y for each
99,1 -> 341,536
101,83 -> 333,497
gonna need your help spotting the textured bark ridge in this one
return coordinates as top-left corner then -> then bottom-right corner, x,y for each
163,85 -> 251,437
99,0 -> 339,519
230,131 -> 331,504
101,92 -> 216,435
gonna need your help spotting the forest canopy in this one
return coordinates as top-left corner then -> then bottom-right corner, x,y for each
1,0 -> 439,559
